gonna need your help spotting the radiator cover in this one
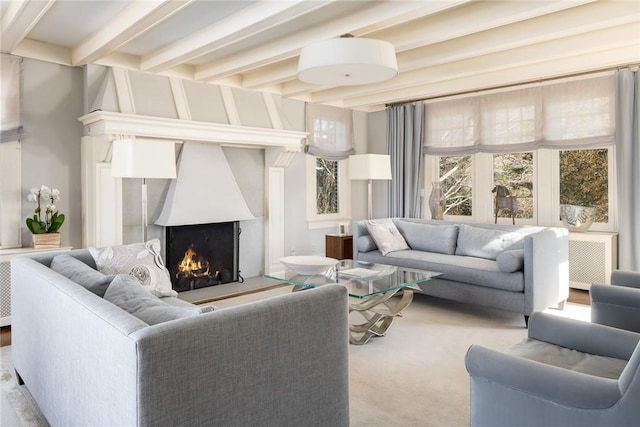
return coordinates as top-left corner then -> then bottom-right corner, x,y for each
568,232 -> 618,290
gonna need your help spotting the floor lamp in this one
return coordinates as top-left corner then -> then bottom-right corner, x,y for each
111,139 -> 176,242
348,154 -> 392,220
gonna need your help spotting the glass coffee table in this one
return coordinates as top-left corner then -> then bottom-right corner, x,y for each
265,260 -> 442,345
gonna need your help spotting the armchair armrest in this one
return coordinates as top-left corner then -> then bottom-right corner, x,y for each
465,345 -> 622,409
527,312 -> 640,360
591,283 -> 640,333
611,270 -> 640,289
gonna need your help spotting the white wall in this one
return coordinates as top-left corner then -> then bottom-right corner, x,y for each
21,58 -> 84,249
365,109 -> 390,219
18,61 -> 383,277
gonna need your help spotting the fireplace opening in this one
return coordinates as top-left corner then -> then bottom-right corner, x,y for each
166,221 -> 243,292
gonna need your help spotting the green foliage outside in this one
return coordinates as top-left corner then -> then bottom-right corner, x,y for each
560,149 -> 608,222
439,149 -> 607,223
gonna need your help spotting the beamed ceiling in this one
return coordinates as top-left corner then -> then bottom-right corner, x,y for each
1,0 -> 639,111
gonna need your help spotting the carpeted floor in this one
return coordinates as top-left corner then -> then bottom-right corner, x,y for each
0,289 -> 589,427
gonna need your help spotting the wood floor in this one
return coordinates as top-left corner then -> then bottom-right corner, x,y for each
0,288 -> 592,348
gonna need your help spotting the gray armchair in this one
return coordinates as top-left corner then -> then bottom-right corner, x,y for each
465,312 -> 640,427
591,270 -> 640,333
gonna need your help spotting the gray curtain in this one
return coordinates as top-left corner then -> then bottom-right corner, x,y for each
387,103 -> 424,218
616,69 -> 640,271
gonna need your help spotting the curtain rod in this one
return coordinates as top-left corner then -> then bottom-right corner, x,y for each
385,63 -> 640,108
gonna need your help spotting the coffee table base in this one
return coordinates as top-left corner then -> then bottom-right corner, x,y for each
348,288 -> 415,345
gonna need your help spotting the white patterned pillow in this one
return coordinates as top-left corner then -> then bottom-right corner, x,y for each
89,239 -> 177,297
365,218 -> 410,256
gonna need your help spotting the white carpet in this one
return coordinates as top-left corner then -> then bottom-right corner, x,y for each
0,290 -> 590,427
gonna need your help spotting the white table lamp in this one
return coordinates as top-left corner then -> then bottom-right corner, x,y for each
348,154 -> 392,220
111,138 -> 176,242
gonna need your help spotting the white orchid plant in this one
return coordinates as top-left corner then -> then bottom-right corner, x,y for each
26,185 -> 65,234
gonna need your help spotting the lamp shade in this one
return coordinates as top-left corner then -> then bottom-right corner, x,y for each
111,139 -> 176,179
348,154 -> 392,180
297,37 -> 398,86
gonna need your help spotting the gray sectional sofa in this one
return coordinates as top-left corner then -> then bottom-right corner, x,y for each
353,218 -> 569,323
11,249 -> 350,427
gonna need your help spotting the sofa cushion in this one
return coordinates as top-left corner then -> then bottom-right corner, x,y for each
395,220 -> 459,255
50,254 -> 115,297
356,235 -> 378,253
358,249 -> 524,292
104,275 -> 211,325
496,249 -> 525,273
507,338 -> 627,379
455,224 -> 523,260
90,239 -> 177,297
365,218 -> 410,256
162,296 -> 217,312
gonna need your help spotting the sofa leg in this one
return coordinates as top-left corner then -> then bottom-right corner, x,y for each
557,300 -> 566,310
15,369 -> 24,385
524,315 -> 529,328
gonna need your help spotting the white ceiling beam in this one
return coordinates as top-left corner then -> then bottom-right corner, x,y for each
396,0 -> 640,72
12,37 -> 71,65
71,0 -> 193,66
141,0 -> 334,73
245,0 -> 618,94
307,8 -> 640,103
1,0 -> 56,52
374,0 -> 597,53
193,0 -> 466,82
241,59 -> 298,89
343,43 -> 640,111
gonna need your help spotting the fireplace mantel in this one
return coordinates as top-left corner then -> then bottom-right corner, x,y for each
78,111 -> 307,150
79,111 -> 307,275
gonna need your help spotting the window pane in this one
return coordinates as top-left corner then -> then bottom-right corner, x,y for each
316,158 -> 339,214
493,153 -> 534,220
559,149 -> 608,222
439,156 -> 472,216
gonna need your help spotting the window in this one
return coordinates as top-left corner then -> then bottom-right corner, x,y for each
306,155 -> 350,228
305,103 -> 353,228
439,156 -> 472,216
559,148 -> 609,223
316,158 -> 339,214
493,152 -> 534,220
425,73 -> 615,230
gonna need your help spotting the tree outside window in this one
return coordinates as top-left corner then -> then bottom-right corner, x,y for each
316,158 -> 339,214
439,156 -> 472,216
493,152 -> 534,220
559,149 -> 608,222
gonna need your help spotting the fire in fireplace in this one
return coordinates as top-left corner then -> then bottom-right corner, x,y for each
166,221 -> 242,292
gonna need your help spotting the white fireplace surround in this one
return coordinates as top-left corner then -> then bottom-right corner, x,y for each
79,110 -> 308,274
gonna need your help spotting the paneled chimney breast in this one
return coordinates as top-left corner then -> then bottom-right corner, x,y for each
155,142 -> 255,226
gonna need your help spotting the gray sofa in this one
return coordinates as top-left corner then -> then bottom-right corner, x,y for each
11,249 -> 350,427
353,218 -> 569,323
591,270 -> 640,333
465,312 -> 640,426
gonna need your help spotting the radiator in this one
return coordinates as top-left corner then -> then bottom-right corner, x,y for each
0,247 -> 72,326
568,232 -> 618,290
0,261 -> 10,326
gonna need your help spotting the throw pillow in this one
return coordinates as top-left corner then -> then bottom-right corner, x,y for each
395,220 -> 459,255
496,249 -> 525,273
104,275 -> 208,325
455,224 -> 523,260
89,239 -> 177,297
365,218 -> 410,256
356,235 -> 378,253
50,254 -> 115,297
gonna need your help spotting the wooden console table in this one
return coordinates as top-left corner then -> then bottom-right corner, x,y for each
325,234 -> 353,260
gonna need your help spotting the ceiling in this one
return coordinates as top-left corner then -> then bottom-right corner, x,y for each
2,0 -> 639,112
